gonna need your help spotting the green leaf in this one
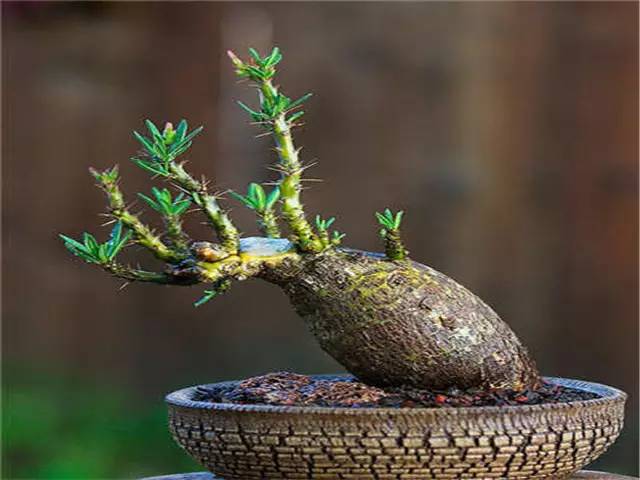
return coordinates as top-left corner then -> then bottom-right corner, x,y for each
265,186 -> 280,209
139,188 -> 191,217
133,131 -> 155,155
375,212 -> 392,230
229,191 -> 255,210
108,221 -> 123,246
173,199 -> 191,215
229,191 -> 246,203
60,234 -> 99,263
155,187 -> 172,207
175,119 -> 188,141
234,183 -> 273,212
90,166 -> 119,184
274,93 -> 291,113
179,126 -> 204,145
264,47 -> 282,67
97,243 -> 109,263
287,111 -> 305,124
60,234 -> 90,255
138,192 -> 160,212
375,212 -> 388,228
315,215 -> 336,231
248,47 -> 262,64
332,231 -> 346,243
83,233 -> 99,253
194,279 -> 231,307
375,209 -> 403,231
237,101 -> 259,117
167,141 -> 193,159
194,290 -> 217,307
155,139 -> 169,156
106,222 -> 131,259
132,157 -> 168,176
288,93 -> 313,111
246,65 -> 265,80
145,119 -> 163,142
115,230 -> 132,257
253,184 -> 266,210
394,211 -> 404,229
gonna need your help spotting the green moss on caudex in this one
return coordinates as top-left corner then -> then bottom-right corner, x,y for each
61,47 -> 540,391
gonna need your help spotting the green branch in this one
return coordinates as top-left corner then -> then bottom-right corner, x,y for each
60,221 -> 178,284
103,263 -> 175,284
132,121 -> 240,254
376,209 -> 408,261
90,167 -> 180,263
138,187 -> 191,253
314,215 -> 346,249
231,183 -> 281,238
228,48 -> 325,253
60,221 -> 130,265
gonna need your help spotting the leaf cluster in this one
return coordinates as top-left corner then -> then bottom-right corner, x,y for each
314,215 -> 346,246
228,47 -> 282,81
133,120 -> 203,176
376,209 -> 404,231
231,183 -> 280,213
314,215 -> 335,232
91,165 -> 120,184
60,222 -> 131,265
230,48 -> 311,125
238,92 -> 311,125
138,187 -> 191,217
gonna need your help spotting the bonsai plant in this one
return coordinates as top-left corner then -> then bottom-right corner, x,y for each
61,48 -> 626,479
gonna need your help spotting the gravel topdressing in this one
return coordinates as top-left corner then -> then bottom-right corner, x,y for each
194,372 -> 599,408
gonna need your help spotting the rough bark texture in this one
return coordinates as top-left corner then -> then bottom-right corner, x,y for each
264,248 -> 540,391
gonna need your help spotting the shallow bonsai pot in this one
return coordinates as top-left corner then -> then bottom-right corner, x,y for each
166,376 -> 625,480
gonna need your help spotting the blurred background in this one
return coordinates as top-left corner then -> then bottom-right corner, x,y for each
2,2 -> 638,478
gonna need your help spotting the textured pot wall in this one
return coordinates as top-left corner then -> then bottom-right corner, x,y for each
166,378 -> 626,479
3,2 -> 637,477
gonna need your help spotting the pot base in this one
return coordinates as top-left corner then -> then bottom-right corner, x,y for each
166,376 -> 626,480
140,471 -> 639,480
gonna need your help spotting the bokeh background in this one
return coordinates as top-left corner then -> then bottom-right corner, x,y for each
2,2 -> 638,478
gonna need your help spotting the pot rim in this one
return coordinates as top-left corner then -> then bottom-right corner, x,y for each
165,375 -> 626,416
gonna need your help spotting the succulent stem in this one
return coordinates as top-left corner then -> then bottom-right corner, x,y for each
138,187 -> 191,254
103,262 -> 176,284
382,229 -> 407,261
259,209 -> 281,238
91,167 -> 180,263
376,209 -> 408,261
165,214 -> 189,252
229,48 -> 323,253
167,162 -> 240,254
269,110 -> 322,252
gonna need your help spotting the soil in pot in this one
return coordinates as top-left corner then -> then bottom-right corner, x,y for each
193,371 -> 599,409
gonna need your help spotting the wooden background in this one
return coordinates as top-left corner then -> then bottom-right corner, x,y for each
3,2 -> 638,476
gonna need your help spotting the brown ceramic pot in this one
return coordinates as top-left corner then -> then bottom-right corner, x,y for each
166,376 -> 625,480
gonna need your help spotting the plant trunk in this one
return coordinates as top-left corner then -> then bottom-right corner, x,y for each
264,248 -> 540,391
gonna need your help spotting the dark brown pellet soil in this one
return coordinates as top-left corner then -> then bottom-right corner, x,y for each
194,372 -> 599,408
